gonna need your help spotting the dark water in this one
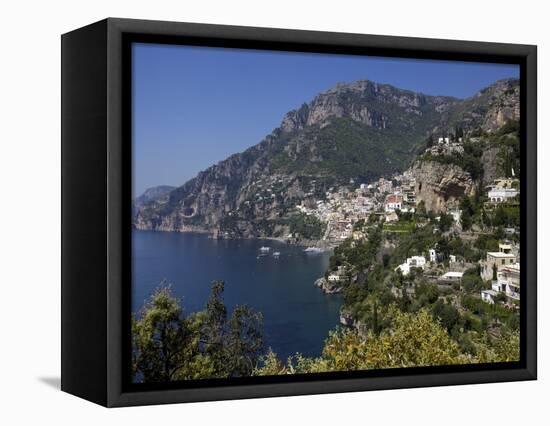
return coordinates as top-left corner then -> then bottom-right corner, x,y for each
132,230 -> 342,359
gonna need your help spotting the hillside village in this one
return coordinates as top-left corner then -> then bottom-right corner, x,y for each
296,130 -> 520,314
133,77 -> 522,371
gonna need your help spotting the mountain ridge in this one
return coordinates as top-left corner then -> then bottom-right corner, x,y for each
134,77 -> 519,238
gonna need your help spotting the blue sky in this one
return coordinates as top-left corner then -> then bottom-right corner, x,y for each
132,43 -> 519,197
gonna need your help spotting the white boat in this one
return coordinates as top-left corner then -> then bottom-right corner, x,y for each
259,246 -> 271,252
273,251 -> 281,257
304,247 -> 322,253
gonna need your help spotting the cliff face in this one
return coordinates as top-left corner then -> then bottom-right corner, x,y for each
410,161 -> 476,212
280,79 -> 458,134
441,78 -> 520,134
134,78 -> 519,235
133,185 -> 175,208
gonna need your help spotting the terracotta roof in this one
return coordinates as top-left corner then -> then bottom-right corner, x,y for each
385,194 -> 402,204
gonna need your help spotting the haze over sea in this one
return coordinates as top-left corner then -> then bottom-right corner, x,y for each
132,230 -> 343,360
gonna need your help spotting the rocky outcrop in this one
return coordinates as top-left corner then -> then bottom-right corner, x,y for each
133,185 -> 175,209
339,309 -> 369,337
443,78 -> 520,134
480,145 -> 501,187
280,79 -> 458,134
340,309 -> 355,327
410,160 -> 476,212
314,277 -> 344,294
478,79 -> 520,133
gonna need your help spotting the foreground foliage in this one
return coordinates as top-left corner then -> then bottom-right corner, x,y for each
254,306 -> 518,376
133,281 -> 519,382
132,281 -> 263,382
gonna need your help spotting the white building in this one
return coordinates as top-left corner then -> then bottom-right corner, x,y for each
429,248 -> 437,263
496,263 -> 520,300
488,187 -> 519,203
395,256 -> 427,275
481,290 -> 498,304
487,178 -> 519,203
438,271 -> 464,285
384,194 -> 403,212
482,262 -> 520,304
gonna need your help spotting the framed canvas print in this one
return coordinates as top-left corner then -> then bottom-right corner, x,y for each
61,18 -> 537,407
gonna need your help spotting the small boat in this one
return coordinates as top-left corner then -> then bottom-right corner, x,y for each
259,246 -> 271,252
304,247 -> 322,253
273,251 -> 281,257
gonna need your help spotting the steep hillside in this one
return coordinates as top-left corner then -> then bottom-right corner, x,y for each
134,185 -> 176,209
134,78 -> 519,237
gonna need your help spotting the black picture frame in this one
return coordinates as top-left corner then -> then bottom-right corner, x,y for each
61,17 -> 537,407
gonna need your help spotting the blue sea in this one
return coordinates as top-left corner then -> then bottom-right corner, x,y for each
132,230 -> 343,360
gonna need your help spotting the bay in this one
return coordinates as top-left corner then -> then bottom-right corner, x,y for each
132,230 -> 343,360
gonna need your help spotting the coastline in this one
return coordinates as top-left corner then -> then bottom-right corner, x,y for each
132,229 -> 342,360
133,225 -> 336,252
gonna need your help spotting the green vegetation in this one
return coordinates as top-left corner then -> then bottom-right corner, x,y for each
288,213 -> 325,240
132,281 -> 263,382
420,138 -> 484,182
254,305 -> 519,375
270,118 -> 425,184
494,123 -> 520,178
132,276 -> 518,382
383,219 -> 415,233
319,200 -> 520,364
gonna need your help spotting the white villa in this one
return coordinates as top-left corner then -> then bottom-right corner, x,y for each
437,271 -> 464,286
384,194 -> 403,212
487,178 -> 519,203
395,256 -> 426,275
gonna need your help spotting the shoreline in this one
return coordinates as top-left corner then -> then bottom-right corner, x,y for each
133,227 -> 336,252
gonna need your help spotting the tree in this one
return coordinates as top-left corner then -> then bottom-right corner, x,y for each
226,305 -> 264,376
455,125 -> 464,139
476,330 -> 520,363
199,281 -> 264,378
254,306 -> 469,375
431,300 -> 461,332
132,280 -> 264,382
462,268 -> 484,293
436,237 -> 450,260
459,196 -> 475,230
132,284 -> 195,382
416,200 -> 427,218
253,349 -> 287,376
426,134 -> 434,148
438,212 -> 454,232
371,307 -> 468,368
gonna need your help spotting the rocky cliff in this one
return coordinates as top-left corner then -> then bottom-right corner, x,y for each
410,161 -> 476,212
431,78 -> 520,135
